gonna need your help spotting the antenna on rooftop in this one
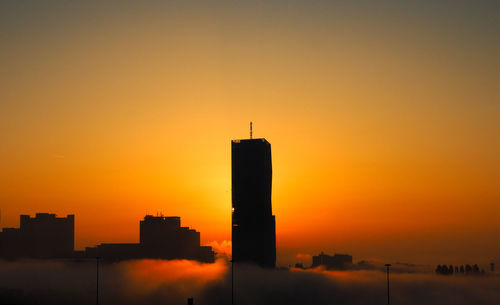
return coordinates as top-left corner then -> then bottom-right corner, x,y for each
250,122 -> 253,139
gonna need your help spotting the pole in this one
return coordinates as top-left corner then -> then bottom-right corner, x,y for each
385,264 -> 391,305
96,257 -> 99,305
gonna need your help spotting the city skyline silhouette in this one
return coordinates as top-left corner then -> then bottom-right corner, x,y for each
1,0 -> 499,304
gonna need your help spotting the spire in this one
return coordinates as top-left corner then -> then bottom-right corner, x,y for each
250,122 -> 253,139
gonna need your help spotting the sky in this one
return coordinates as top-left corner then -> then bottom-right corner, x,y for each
0,0 -> 499,266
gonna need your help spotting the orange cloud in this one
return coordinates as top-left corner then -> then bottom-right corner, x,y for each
206,240 -> 232,259
116,259 -> 227,301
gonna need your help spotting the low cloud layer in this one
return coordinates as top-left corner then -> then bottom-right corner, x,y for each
0,259 -> 499,305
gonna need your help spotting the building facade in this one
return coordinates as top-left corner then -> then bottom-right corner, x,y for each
232,138 -> 276,268
85,215 -> 215,262
312,252 -> 353,270
0,213 -> 74,259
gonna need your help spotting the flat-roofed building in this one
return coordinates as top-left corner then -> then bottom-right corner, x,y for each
232,138 -> 276,268
0,213 -> 74,259
312,252 -> 353,270
85,215 -> 215,263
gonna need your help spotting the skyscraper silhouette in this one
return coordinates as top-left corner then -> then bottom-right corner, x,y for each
232,137 -> 276,268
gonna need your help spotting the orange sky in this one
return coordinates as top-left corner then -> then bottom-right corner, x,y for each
1,1 -> 499,266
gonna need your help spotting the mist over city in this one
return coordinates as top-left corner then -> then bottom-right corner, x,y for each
1,1 -> 499,304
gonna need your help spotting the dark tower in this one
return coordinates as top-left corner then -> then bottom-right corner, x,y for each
231,137 -> 276,268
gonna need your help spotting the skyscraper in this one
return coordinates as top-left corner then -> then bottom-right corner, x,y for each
232,137 -> 276,268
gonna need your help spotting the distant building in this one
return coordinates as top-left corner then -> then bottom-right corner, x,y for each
0,228 -> 23,258
0,213 -> 214,263
312,252 -> 353,270
0,213 -> 74,259
85,243 -> 142,260
232,138 -> 276,268
85,215 -> 215,263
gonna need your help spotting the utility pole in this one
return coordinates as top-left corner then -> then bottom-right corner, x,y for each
385,264 -> 391,305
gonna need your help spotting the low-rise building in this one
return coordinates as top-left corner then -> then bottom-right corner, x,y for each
312,252 -> 352,269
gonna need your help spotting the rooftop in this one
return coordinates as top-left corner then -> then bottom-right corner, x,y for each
232,138 -> 269,144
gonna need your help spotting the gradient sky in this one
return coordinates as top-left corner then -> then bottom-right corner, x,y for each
1,0 -> 499,266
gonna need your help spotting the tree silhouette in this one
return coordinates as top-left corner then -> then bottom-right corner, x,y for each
466,264 -> 472,274
436,265 -> 442,274
473,264 -> 480,273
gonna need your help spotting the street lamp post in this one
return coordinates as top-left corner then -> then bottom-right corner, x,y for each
384,264 -> 391,305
